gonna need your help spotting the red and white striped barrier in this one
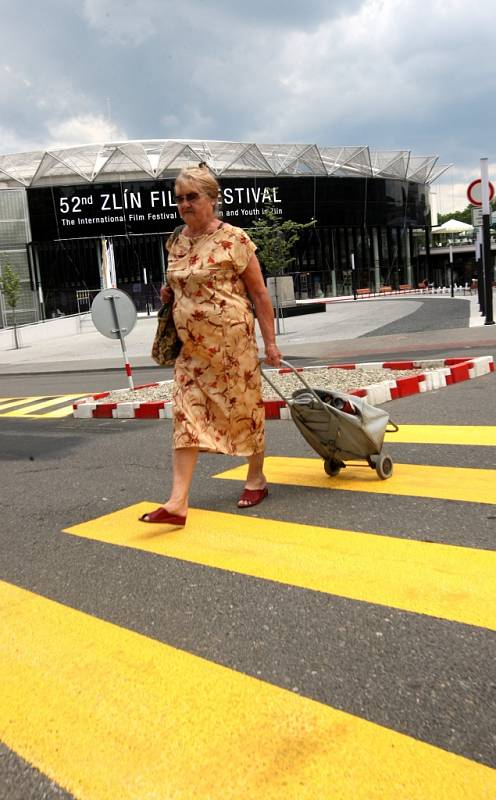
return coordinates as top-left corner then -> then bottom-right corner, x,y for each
73,356 -> 494,420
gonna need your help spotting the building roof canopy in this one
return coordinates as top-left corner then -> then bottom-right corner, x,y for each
0,139 -> 443,189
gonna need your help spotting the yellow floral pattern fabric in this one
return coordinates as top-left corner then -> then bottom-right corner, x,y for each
166,223 -> 264,455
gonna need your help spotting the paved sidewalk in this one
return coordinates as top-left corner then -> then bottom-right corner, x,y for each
1,292 -> 495,375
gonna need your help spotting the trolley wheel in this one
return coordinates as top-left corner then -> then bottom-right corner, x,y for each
375,454 -> 393,480
324,458 -> 343,477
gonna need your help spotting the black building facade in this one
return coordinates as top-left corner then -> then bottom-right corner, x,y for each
0,140 -> 447,322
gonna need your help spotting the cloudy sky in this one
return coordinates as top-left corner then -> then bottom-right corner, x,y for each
1,0 -> 494,213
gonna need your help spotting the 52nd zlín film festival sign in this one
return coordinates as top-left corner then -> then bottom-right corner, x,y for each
25,178 -> 311,241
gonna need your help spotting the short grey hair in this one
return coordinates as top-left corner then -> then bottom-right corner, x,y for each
175,163 -> 220,205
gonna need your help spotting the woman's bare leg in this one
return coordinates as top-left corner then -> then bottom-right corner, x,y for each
245,450 -> 266,487
165,446 -> 199,515
238,450 -> 267,507
142,446 -> 199,520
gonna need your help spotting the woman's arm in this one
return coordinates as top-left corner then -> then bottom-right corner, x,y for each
241,254 -> 282,367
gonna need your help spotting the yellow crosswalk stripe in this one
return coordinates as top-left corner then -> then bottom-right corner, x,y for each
0,396 -> 40,411
215,457 -> 496,505
64,502 -> 496,631
1,579 -> 494,800
27,400 -> 88,418
1,395 -> 86,418
384,424 -> 496,446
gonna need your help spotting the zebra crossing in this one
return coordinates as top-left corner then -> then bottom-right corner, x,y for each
0,394 -> 88,418
216,456 -> 496,505
62,497 -> 495,631
1,578 -> 494,800
1,427 -> 495,798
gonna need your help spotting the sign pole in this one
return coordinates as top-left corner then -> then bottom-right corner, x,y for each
476,232 -> 485,315
143,266 -> 150,316
106,294 -> 135,389
449,243 -> 454,297
91,289 -> 138,391
480,159 -> 494,324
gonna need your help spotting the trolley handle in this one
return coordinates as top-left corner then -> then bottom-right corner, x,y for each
260,358 -> 335,414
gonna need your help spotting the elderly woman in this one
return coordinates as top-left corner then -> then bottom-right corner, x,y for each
140,164 -> 282,526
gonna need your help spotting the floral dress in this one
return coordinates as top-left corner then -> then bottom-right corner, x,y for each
166,223 -> 265,456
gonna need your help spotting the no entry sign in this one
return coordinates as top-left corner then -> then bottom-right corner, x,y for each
467,179 -> 494,206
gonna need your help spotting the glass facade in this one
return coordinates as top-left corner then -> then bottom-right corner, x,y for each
28,234 -> 166,319
0,140 -> 445,320
23,175 -> 430,316
0,189 -> 36,328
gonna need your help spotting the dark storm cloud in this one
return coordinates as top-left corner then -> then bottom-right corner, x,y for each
1,0 -> 495,210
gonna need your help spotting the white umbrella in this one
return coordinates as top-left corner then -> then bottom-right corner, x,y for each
431,218 -> 474,234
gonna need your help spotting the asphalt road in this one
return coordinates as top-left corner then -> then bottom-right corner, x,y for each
1,356 -> 496,798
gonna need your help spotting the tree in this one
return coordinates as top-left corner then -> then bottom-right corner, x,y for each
437,196 -> 496,227
249,207 -> 315,332
438,206 -> 473,226
0,262 -> 22,349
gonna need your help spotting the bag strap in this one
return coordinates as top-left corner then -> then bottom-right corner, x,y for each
164,225 -> 185,286
168,224 -> 185,247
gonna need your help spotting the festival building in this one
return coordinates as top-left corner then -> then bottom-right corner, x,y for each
0,139 -> 448,324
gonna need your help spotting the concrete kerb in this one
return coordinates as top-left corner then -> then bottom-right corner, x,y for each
72,355 -> 495,420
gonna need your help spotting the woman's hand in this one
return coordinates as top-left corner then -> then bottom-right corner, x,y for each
160,284 -> 172,304
263,342 -> 282,367
242,256 -> 282,369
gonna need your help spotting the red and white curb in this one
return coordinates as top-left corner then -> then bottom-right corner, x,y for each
73,356 -> 494,420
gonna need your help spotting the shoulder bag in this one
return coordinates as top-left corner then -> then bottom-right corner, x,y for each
151,225 -> 184,367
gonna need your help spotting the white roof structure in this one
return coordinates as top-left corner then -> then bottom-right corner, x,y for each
0,139 -> 450,189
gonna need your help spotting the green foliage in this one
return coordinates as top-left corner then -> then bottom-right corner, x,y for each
438,197 -> 496,227
0,262 -> 21,309
437,206 -> 473,226
249,207 -> 315,276
0,262 -> 22,348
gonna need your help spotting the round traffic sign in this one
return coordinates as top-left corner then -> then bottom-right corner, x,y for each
467,178 -> 494,207
91,288 -> 137,339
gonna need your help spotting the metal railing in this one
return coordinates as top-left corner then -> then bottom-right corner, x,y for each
76,289 -> 101,315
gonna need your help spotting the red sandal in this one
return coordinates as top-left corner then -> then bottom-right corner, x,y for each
237,486 -> 269,509
139,507 -> 187,526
